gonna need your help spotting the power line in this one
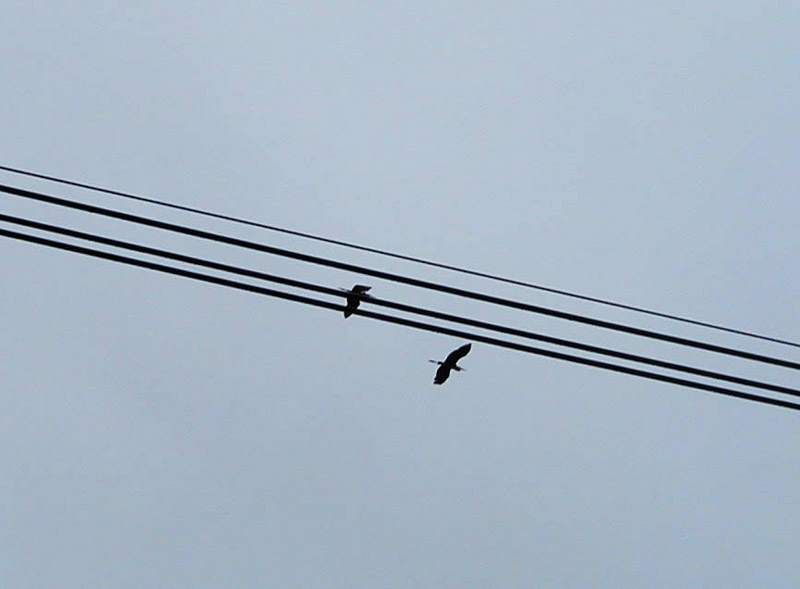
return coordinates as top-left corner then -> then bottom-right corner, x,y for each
3,182 -> 799,371
2,163 -> 797,350
3,225 -> 799,413
2,211 -> 798,400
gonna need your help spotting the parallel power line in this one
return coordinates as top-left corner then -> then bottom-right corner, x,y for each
1,211 -> 797,400
1,163 -> 797,350
3,225 -> 799,413
2,182 -> 799,371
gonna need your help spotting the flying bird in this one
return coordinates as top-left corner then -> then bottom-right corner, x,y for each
429,343 -> 472,385
340,284 -> 372,318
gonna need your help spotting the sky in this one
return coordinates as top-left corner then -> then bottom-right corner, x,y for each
2,2 -> 799,587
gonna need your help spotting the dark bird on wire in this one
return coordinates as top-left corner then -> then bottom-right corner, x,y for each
340,284 -> 372,318
429,343 -> 472,385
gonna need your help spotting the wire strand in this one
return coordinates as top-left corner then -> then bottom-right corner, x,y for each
2,211 -> 797,399
3,182 -> 799,370
3,225 -> 799,413
2,163 -> 797,349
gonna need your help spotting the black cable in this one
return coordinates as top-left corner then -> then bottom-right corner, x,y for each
2,163 -> 797,350
3,182 -> 799,371
2,211 -> 798,400
3,226 -> 799,413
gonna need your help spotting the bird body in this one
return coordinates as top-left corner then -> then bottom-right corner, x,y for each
430,343 -> 472,384
341,284 -> 372,318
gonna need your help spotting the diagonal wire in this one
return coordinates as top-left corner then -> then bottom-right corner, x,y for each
2,182 -> 799,370
1,163 -> 798,349
1,211 -> 798,399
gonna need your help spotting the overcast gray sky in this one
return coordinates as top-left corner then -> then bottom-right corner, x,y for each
2,2 -> 799,587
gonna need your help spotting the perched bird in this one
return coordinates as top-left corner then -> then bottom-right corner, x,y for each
429,343 -> 472,385
340,284 -> 372,318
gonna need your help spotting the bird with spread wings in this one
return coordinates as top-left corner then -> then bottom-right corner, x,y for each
340,284 -> 372,318
429,343 -> 472,385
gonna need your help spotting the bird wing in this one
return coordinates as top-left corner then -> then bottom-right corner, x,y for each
433,364 -> 451,384
343,302 -> 357,318
445,343 -> 472,365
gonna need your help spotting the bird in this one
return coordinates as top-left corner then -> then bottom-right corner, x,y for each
429,343 -> 472,385
340,284 -> 372,318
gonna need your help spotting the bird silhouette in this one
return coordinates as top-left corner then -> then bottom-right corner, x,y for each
340,284 -> 372,318
429,343 -> 472,385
